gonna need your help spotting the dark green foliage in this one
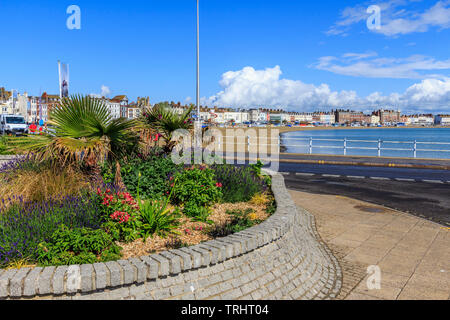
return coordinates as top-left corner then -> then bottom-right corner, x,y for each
171,167 -> 222,218
249,160 -> 264,176
183,204 -> 213,223
37,225 -> 122,267
211,164 -> 269,203
119,154 -> 182,200
265,196 -> 277,215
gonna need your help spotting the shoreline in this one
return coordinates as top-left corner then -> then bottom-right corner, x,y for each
278,126 -> 450,159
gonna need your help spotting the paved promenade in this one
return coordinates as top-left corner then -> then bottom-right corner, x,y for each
289,190 -> 450,300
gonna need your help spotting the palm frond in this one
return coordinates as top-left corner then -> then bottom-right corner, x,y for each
21,95 -> 138,166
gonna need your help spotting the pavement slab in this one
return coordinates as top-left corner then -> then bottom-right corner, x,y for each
289,189 -> 450,300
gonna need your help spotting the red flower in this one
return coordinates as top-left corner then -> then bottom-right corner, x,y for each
110,211 -> 130,224
215,183 -> 223,188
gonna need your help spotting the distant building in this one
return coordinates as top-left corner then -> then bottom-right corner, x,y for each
40,92 -> 60,122
407,114 -> 434,126
334,110 -> 366,124
374,109 -> 401,124
105,99 -> 121,119
126,105 -> 142,119
435,115 -> 450,126
318,112 -> 336,124
370,115 -> 381,125
111,95 -> 129,118
28,96 -> 40,123
16,93 -> 29,119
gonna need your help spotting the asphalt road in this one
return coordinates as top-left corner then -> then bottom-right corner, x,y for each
277,163 -> 450,182
274,163 -> 450,227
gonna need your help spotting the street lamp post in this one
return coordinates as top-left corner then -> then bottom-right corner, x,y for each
196,0 -> 200,125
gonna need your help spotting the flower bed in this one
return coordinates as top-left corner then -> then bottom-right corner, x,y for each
0,155 -> 274,270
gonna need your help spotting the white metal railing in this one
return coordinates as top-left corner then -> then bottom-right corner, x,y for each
217,136 -> 450,159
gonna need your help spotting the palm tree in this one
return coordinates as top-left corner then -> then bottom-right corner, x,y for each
25,95 -> 138,167
140,102 -> 194,153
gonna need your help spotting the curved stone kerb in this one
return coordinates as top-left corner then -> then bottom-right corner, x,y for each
0,171 -> 342,300
0,171 -> 292,299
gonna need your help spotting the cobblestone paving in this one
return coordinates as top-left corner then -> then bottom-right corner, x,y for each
290,190 -> 450,300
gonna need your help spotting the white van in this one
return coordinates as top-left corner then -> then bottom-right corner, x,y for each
0,114 -> 28,135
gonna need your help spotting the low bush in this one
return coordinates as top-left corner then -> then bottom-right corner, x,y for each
171,166 -> 222,218
183,203 -> 212,223
94,188 -> 141,243
36,225 -> 122,267
110,153 -> 182,200
211,164 -> 269,203
0,194 -> 103,268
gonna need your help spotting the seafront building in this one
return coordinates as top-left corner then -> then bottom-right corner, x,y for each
406,114 -> 435,126
0,87 -> 447,127
435,115 -> 450,126
374,109 -> 401,125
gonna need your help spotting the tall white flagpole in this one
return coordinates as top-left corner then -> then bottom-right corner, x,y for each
58,60 -> 62,99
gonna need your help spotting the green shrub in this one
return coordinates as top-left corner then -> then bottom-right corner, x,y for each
211,164 -> 269,203
182,203 -> 213,223
119,154 -> 182,200
249,160 -> 264,176
171,167 -> 222,218
37,225 -> 122,267
265,196 -> 277,215
94,188 -> 142,243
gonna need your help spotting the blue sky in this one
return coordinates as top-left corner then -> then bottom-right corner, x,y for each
1,0 -> 449,113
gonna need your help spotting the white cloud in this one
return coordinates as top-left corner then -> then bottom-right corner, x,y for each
204,66 -> 358,110
328,0 -> 450,37
101,85 -> 111,97
314,53 -> 450,79
203,66 -> 450,114
90,85 -> 111,98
